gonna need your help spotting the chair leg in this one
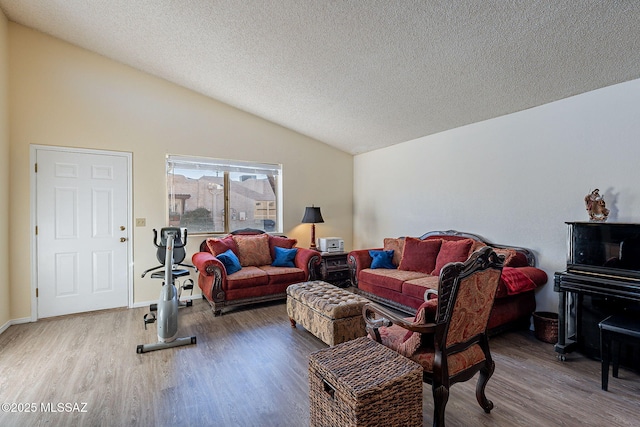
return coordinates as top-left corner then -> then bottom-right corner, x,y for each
601,329 -> 611,391
432,383 -> 449,427
476,359 -> 495,413
612,340 -> 620,378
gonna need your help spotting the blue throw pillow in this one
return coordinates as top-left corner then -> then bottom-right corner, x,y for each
272,246 -> 298,267
217,249 -> 242,275
369,250 -> 396,269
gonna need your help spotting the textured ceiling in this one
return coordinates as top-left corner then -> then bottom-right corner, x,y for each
1,1 -> 639,155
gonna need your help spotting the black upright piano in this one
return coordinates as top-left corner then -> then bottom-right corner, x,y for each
555,222 -> 640,362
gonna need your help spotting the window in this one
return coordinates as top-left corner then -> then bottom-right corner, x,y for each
167,155 -> 282,234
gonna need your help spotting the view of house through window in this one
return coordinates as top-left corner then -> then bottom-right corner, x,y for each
167,155 -> 282,234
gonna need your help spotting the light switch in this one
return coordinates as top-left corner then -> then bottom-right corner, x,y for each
136,218 -> 146,227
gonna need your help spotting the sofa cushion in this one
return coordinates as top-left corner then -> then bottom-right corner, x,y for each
272,246 -> 298,267
225,266 -> 269,290
402,276 -> 440,300
369,250 -> 396,269
233,234 -> 272,267
269,235 -> 298,259
383,237 -> 405,266
259,265 -> 307,285
206,235 -> 238,256
360,268 -> 428,293
216,249 -> 242,275
432,238 -> 474,276
399,237 -> 442,274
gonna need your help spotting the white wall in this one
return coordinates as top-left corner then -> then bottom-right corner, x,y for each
354,78 -> 640,312
8,23 -> 353,319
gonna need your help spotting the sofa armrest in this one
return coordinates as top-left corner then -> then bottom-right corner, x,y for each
516,266 -> 548,287
192,251 -> 226,277
347,248 -> 381,287
192,251 -> 227,305
294,247 -> 322,280
498,266 -> 548,296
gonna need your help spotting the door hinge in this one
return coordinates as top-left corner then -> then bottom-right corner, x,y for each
36,288 -> 38,298
35,226 -> 38,235
35,163 -> 37,173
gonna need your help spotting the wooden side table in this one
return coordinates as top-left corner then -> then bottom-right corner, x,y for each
318,252 -> 350,288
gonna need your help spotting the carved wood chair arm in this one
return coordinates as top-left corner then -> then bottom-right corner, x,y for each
363,302 -> 436,339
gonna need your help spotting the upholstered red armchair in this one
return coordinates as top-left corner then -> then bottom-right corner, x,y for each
363,246 -> 504,427
192,228 -> 321,316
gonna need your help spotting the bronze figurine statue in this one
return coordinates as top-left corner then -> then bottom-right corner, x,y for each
585,189 -> 609,221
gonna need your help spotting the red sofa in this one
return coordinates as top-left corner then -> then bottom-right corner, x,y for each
192,229 -> 321,316
347,230 -> 548,333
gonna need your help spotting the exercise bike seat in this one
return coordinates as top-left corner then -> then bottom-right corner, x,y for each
141,227 -> 194,279
150,267 -> 190,279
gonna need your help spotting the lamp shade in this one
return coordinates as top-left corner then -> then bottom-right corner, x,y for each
301,206 -> 324,224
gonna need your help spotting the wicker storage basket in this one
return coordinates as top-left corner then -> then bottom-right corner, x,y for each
308,337 -> 422,427
533,311 -> 559,344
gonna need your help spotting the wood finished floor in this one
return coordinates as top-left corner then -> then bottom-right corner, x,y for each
1,299 -> 639,427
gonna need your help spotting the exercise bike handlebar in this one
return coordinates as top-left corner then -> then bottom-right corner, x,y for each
152,228 -> 188,249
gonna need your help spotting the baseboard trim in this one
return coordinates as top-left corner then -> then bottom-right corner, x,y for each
0,316 -> 32,335
132,293 -> 201,309
0,296 -> 202,335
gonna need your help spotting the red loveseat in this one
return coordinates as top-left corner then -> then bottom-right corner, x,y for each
192,228 -> 321,316
347,230 -> 548,333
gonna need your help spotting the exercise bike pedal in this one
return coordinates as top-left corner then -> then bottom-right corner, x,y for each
143,312 -> 156,330
182,279 -> 194,291
178,299 -> 193,308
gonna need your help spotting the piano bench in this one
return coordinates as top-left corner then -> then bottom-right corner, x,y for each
599,315 -> 640,391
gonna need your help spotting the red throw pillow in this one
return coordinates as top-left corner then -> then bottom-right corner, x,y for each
402,297 -> 438,342
431,238 -> 474,276
399,297 -> 439,356
398,237 -> 442,274
206,235 -> 238,256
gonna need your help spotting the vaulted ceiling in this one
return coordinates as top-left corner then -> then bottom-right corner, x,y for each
1,1 -> 639,154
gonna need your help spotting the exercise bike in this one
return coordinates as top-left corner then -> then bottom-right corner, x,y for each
137,227 -> 197,354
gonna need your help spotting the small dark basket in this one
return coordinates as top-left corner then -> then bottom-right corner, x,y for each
533,311 -> 559,344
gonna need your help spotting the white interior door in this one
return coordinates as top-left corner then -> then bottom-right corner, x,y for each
35,148 -> 131,318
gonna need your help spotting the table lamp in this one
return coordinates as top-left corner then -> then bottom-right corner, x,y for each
301,206 -> 324,250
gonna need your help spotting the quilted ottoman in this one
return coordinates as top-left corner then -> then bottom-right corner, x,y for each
287,281 -> 370,346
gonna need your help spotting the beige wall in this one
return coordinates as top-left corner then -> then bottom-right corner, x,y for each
0,11 -> 9,328
8,23 -> 353,318
354,78 -> 640,313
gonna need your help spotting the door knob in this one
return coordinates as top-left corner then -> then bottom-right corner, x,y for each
120,237 -> 127,242
120,226 -> 126,231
